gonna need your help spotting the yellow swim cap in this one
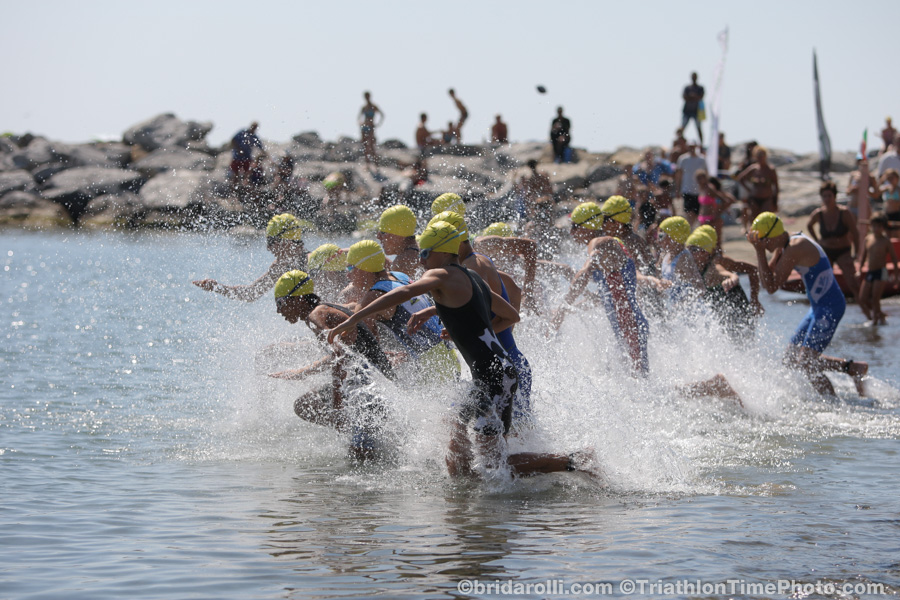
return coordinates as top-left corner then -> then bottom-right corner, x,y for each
659,216 -> 691,245
266,213 -> 304,241
274,270 -> 314,298
751,211 -> 785,239
481,222 -> 513,237
601,195 -> 632,224
378,204 -> 417,237
308,243 -> 347,272
347,240 -> 386,273
428,211 -> 468,241
571,202 -> 604,230
323,171 -> 345,190
419,221 -> 463,255
695,224 -> 718,244
431,193 -> 465,216
686,230 -> 716,253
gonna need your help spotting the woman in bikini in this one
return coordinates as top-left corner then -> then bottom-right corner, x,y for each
806,181 -> 862,311
696,171 -> 737,249
736,145 -> 779,230
359,91 -> 384,167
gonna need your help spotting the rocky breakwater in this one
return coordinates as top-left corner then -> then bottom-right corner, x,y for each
0,112 -> 859,232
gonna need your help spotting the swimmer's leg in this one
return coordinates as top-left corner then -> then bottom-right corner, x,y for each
293,386 -> 345,430
446,420 -> 476,478
679,374 -> 743,407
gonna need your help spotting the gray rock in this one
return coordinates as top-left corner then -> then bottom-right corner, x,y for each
586,163 -> 622,183
55,142 -> 132,168
0,170 -> 37,195
381,139 -> 407,150
44,167 -> 143,198
0,137 -> 16,153
123,113 -> 213,152
11,137 -> 60,170
131,147 -> 215,177
0,190 -> 44,209
292,131 -> 323,148
82,191 -> 144,222
32,164 -> 70,184
0,190 -> 70,225
138,170 -> 210,210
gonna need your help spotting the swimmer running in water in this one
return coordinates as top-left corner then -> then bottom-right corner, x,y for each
327,221 -> 594,478
425,204 -> 534,427
375,204 -> 421,278
346,240 -> 461,380
270,270 -> 396,461
193,213 -> 307,301
747,212 -> 868,396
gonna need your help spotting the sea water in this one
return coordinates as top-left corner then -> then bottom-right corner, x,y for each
3,229 -> 899,599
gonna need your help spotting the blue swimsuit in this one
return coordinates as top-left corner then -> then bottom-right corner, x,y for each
370,272 -> 445,358
789,234 -> 846,353
591,251 -> 650,374
661,248 -> 701,304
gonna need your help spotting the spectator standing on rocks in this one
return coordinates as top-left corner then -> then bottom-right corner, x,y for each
881,117 -> 897,153
231,122 -> 264,191
359,91 -> 384,168
717,132 -> 732,176
669,128 -> 688,163
681,72 -> 705,145
550,107 -> 572,163
416,113 -> 438,154
491,115 -> 509,145
675,142 -> 707,226
448,89 -> 468,143
877,143 -> 900,178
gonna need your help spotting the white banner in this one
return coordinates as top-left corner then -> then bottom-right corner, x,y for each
706,27 -> 729,176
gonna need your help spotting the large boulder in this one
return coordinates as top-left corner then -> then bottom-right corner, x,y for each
122,113 -> 213,152
81,191 -> 145,226
12,137 -> 59,170
131,147 -> 215,177
0,170 -> 37,195
42,167 -> 144,223
0,190 -> 70,226
138,170 -> 211,210
57,142 -> 132,168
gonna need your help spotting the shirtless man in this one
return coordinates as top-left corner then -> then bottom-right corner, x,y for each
359,91 -> 384,167
747,212 -> 868,396
416,113 -> 438,153
881,117 -> 897,153
736,145 -> 779,228
491,115 -> 508,145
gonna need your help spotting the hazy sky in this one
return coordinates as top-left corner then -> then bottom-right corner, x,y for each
4,0 -> 898,154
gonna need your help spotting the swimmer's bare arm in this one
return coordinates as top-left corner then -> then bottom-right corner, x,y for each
719,256 -> 763,310
488,289 -> 520,334
192,261 -> 280,302
549,262 -> 592,330
497,271 -> 522,312
747,231 -> 799,293
805,210 -> 822,244
326,271 -> 444,344
735,165 -> 755,193
406,306 -> 438,335
269,355 -> 331,380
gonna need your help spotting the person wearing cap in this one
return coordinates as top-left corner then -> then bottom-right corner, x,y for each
428,210 -> 535,427
685,226 -> 760,338
657,216 -> 705,305
556,202 -> 651,374
597,195 -> 657,276
269,270 -> 395,461
747,212 -> 868,396
193,213 -> 307,302
306,243 -> 351,302
471,222 -> 540,312
326,221 -> 595,478
346,240 -> 461,380
375,204 -> 420,278
431,192 -> 466,217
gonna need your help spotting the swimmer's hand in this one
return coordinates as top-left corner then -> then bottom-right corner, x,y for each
746,230 -> 765,249
751,298 -> 765,316
440,328 -> 451,341
406,307 -> 438,335
269,369 -> 304,380
325,322 -> 354,345
193,278 -> 220,292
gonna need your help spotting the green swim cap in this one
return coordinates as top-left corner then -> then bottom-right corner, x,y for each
308,243 -> 347,272
419,221 -> 463,254
431,193 -> 465,216
378,204 -> 417,237
266,213 -> 304,241
274,270 -> 314,298
659,216 -> 691,245
346,240 -> 386,273
751,212 -> 785,239
571,202 -> 604,230
481,222 -> 513,237
427,211 -> 468,241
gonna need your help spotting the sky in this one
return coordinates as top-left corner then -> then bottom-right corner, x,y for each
4,0 -> 899,155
